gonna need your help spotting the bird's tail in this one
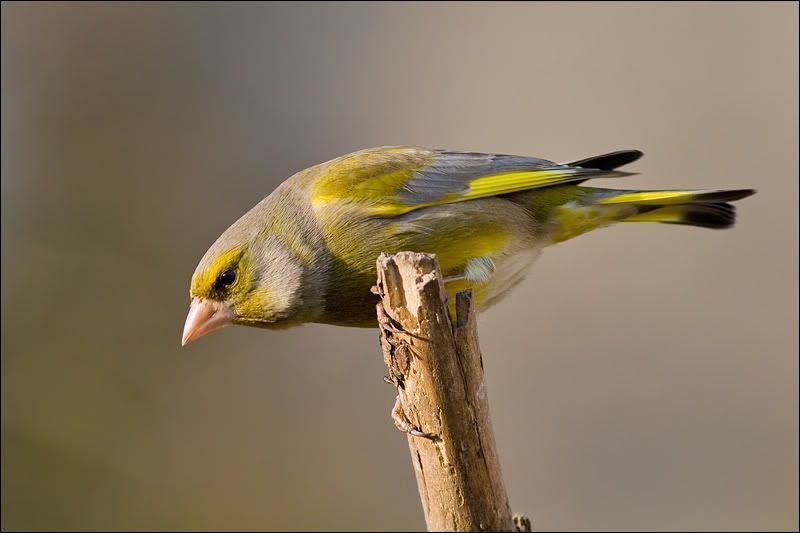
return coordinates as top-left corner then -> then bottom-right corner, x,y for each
552,188 -> 756,243
597,188 -> 756,229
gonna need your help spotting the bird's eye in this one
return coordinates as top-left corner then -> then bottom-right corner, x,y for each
217,269 -> 237,288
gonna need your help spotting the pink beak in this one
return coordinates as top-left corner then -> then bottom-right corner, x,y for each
181,297 -> 235,346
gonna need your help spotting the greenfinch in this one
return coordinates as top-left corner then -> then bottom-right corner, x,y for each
182,146 -> 754,345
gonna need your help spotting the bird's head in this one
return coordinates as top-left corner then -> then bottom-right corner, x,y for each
182,227 -> 306,345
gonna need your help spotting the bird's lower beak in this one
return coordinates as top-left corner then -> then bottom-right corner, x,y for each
182,297 -> 235,346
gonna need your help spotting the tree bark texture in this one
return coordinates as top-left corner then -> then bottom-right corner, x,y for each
374,252 -> 515,532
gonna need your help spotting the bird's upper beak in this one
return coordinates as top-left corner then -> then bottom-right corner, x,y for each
182,297 -> 235,346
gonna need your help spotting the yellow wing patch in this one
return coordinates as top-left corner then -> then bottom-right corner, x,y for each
367,169 -> 585,216
447,170 -> 575,201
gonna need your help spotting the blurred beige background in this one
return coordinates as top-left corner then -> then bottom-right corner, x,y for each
2,2 -> 797,531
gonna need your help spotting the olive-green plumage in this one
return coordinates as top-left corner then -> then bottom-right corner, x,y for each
187,146 -> 755,332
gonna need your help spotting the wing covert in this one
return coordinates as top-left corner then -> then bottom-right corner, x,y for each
311,146 -> 633,216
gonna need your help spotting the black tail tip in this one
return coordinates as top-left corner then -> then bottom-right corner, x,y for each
568,150 -> 644,171
671,202 -> 740,230
722,188 -> 757,202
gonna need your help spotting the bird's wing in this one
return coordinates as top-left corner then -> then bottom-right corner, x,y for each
311,146 -> 634,216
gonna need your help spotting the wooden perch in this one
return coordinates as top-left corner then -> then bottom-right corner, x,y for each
374,252 -> 528,532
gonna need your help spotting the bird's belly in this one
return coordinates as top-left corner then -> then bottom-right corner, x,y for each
445,244 -> 545,312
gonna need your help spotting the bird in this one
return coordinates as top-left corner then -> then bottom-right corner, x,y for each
182,146 -> 755,345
